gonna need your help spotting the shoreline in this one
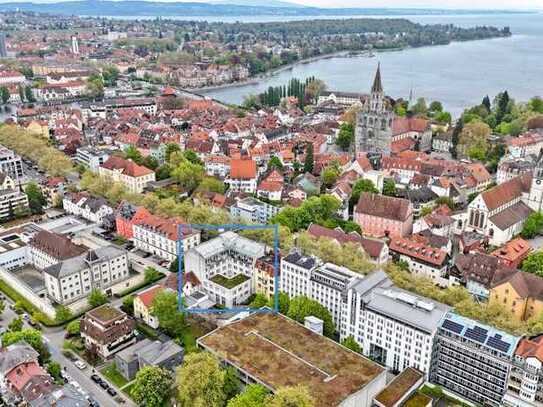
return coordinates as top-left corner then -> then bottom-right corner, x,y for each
197,34 -> 511,95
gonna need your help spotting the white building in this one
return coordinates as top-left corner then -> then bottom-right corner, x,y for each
225,159 -> 258,194
184,232 -> 265,308
0,146 -> 24,181
281,252 -> 360,326
0,172 -> 28,221
75,146 -> 111,172
230,196 -> 282,224
43,246 -> 130,305
204,155 -> 231,179
341,270 -> 451,375
62,192 -> 113,225
132,214 -> 201,262
99,156 -> 156,193
28,229 -> 87,270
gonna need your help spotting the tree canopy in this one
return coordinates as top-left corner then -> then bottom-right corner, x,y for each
287,295 -> 335,337
132,366 -> 173,407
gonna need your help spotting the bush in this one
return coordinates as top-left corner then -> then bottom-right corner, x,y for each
0,279 -> 54,326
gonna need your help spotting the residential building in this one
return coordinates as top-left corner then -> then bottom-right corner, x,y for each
0,33 -> 7,58
255,254 -> 278,300
132,213 -> 201,262
43,246 -> 130,305
184,232 -> 265,308
115,339 -> 183,381
392,117 -> 433,152
507,132 -> 543,159
355,64 -> 394,156
99,156 -> 156,193
115,201 -> 151,240
204,155 -> 231,178
430,312 -> 520,406
491,238 -> 532,269
80,305 -> 136,359
62,192 -> 113,225
75,146 -> 111,172
341,270 -> 451,375
281,252 -> 360,326
432,131 -> 453,153
354,192 -> 413,238
225,159 -> 258,193
497,156 -> 535,185
0,172 -> 28,221
0,71 -> 25,85
490,270 -> 543,322
133,285 -> 163,329
28,229 -> 86,270
318,90 -> 366,106
504,335 -> 543,407
389,237 -> 451,287
0,146 -> 24,181
230,196 -> 282,224
198,312 -> 387,407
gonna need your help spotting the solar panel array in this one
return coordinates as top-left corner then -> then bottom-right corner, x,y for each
464,326 -> 488,343
442,319 -> 464,334
487,334 -> 511,354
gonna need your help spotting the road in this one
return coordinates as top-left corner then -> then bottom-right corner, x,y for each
1,295 -> 133,407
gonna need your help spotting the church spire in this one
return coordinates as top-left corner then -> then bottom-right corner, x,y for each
371,63 -> 383,93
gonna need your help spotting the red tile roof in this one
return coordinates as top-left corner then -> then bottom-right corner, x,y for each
101,156 -> 154,177
230,159 -> 257,179
390,237 -> 447,266
136,285 -> 163,308
392,117 -> 429,136
491,238 -> 532,265
355,192 -> 412,222
516,335 -> 543,362
481,174 -> 531,211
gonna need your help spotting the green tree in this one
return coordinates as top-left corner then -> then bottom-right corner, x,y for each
249,294 -> 269,308
47,361 -> 63,383
143,155 -> 159,170
412,97 -> 428,115
183,149 -> 203,166
270,292 -> 290,315
268,156 -> 284,171
170,258 -> 179,273
165,143 -> 182,163
303,143 -> 314,174
227,384 -> 269,407
88,289 -> 108,308
266,386 -> 314,407
287,296 -> 335,337
86,73 -> 104,98
66,320 -> 81,336
198,177 -> 226,194
521,212 -> 543,239
529,97 -> 543,114
335,122 -> 354,151
102,65 -> 120,87
8,316 -> 23,332
55,305 -> 72,323
435,111 -> 452,124
176,352 -> 226,407
144,267 -> 161,283
0,86 -> 9,104
151,290 -> 185,338
0,299 -> 4,318
321,164 -> 340,188
224,367 -> 241,401
125,145 -> 144,165
522,251 -> 543,277
24,86 -> 35,103
382,179 -> 397,197
350,179 -> 378,207
122,295 -> 135,315
341,335 -> 362,353
132,366 -> 173,407
429,101 -> 443,113
1,329 -> 50,364
171,156 -> 205,193
25,182 -> 46,214
482,95 -> 492,112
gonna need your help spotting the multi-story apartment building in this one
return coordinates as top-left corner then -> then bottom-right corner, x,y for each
62,192 -> 113,225
28,229 -> 87,270
341,271 -> 450,375
80,304 -> 136,359
230,196 -> 282,224
132,213 -> 201,262
99,156 -> 156,193
0,172 -> 28,220
225,159 -> 258,193
281,251 -> 360,327
204,155 -> 231,178
75,146 -> 111,172
43,246 -> 130,305
430,312 -> 520,407
0,146 -> 23,181
184,232 -> 265,307
255,254 -> 277,300
354,192 -> 413,238
505,335 -> 543,407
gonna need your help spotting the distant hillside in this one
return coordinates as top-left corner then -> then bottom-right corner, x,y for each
0,1 -> 533,17
212,0 -> 307,8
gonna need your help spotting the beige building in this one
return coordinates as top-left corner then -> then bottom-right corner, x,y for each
99,156 -> 155,193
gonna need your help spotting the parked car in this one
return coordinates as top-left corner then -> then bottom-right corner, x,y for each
107,388 -> 117,397
89,399 -> 100,407
90,374 -> 101,383
99,381 -> 109,390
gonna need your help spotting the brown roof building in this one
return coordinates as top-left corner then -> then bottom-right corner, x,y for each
80,305 -> 136,359
354,193 -> 413,238
29,230 -> 86,268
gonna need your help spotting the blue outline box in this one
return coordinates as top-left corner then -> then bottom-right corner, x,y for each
177,223 -> 279,314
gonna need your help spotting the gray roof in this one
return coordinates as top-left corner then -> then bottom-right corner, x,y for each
190,231 -> 265,260
115,339 -> 183,366
351,270 -> 451,334
43,245 -> 126,278
0,341 -> 39,375
29,383 -> 89,407
283,251 -> 318,270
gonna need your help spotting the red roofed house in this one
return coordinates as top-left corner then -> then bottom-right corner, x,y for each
389,236 -> 451,287
133,285 -> 164,328
257,170 -> 284,201
0,70 -> 26,85
115,201 -> 152,239
99,156 -> 156,193
392,117 -> 432,152
226,158 -> 258,193
490,237 -> 532,269
354,192 -> 413,238
133,213 -> 201,261
505,335 -> 543,405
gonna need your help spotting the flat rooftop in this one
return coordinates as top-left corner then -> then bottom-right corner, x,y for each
374,367 -> 423,407
198,312 -> 385,407
86,304 -> 125,323
210,274 -> 250,289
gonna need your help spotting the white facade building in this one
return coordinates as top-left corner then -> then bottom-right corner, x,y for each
62,193 -> 113,225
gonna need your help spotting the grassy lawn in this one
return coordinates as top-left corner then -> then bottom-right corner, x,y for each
0,279 -> 55,325
122,382 -> 135,398
210,274 -> 250,289
62,338 -> 85,355
100,363 -> 128,388
136,322 -> 160,340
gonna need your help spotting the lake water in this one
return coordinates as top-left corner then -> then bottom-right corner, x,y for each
198,13 -> 543,116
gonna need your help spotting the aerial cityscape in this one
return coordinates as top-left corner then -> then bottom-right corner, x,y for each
0,1 -> 543,407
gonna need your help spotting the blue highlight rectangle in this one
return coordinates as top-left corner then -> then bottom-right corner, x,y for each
176,223 -> 280,314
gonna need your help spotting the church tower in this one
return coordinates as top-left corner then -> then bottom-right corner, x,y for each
354,64 -> 394,157
527,159 -> 543,211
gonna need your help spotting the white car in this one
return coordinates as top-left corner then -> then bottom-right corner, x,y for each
74,360 -> 87,370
